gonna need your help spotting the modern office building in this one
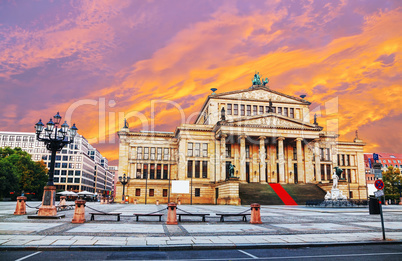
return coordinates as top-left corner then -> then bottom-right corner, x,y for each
117,76 -> 367,204
0,131 -> 114,194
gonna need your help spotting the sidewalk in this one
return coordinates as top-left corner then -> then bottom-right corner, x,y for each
1,202 -> 401,250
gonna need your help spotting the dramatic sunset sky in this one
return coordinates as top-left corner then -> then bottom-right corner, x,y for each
0,0 -> 401,164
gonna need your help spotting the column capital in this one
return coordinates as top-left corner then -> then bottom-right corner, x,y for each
258,136 -> 266,140
239,134 -> 247,140
277,137 -> 285,141
221,133 -> 228,139
296,137 -> 303,142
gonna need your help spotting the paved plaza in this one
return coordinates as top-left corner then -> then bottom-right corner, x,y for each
0,201 -> 401,249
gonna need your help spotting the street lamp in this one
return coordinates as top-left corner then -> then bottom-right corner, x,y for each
119,173 -> 130,202
394,180 -> 402,205
34,112 -> 78,217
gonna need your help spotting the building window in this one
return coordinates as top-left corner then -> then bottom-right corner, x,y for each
75,170 -> 80,175
62,163 -> 67,168
143,164 -> 148,179
187,143 -> 193,157
346,155 -> 350,166
54,177 -> 59,183
74,178 -> 80,183
144,148 -> 149,160
284,107 -> 288,117
56,155 -> 61,161
150,147 -> 156,160
68,178 -> 73,183
68,170 -> 74,176
247,105 -> 251,116
163,189 -> 168,197
234,104 -> 238,115
202,143 -> 208,157
253,105 -> 257,115
202,161 -> 208,178
290,108 -> 294,118
265,106 -> 270,113
326,148 -> 330,161
61,170 -> 67,176
293,144 -> 297,160
150,164 -> 155,179
63,156 -> 68,161
149,189 -> 154,197
195,160 -> 200,178
163,164 -> 168,179
157,148 -> 162,160
195,188 -> 200,197
272,107 -> 276,113
195,143 -> 200,157
137,147 -> 143,160
241,105 -> 245,116
277,107 -> 282,115
187,161 -> 193,178
163,148 -> 169,160
226,144 -> 231,158
136,189 -> 141,196
136,164 -> 142,179
246,145 -> 250,159
320,148 -> 324,161
156,164 -> 162,179
227,104 -> 232,115
259,106 -> 264,114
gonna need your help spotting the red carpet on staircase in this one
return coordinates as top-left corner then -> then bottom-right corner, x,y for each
269,183 -> 298,205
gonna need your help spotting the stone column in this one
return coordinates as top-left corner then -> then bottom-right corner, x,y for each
296,138 -> 304,183
314,140 -> 321,182
215,137 -> 221,182
259,136 -> 266,183
239,134 -> 246,182
221,134 -> 227,181
277,137 -> 285,183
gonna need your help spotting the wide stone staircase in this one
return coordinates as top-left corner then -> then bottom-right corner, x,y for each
239,183 -> 327,205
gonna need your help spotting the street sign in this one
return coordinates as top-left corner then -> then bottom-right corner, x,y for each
373,153 -> 379,162
374,190 -> 384,198
375,180 -> 384,190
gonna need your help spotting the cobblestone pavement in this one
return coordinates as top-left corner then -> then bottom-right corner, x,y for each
0,201 -> 401,248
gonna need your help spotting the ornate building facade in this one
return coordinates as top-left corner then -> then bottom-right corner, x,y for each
117,81 -> 366,204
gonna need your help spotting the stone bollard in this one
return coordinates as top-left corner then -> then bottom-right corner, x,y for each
250,203 -> 262,224
134,199 -> 137,205
14,196 -> 27,215
72,200 -> 86,224
177,199 -> 181,205
60,196 -> 66,206
156,200 -> 159,205
166,202 -> 178,225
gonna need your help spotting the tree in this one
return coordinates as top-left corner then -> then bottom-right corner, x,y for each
0,147 -> 48,199
382,166 -> 402,201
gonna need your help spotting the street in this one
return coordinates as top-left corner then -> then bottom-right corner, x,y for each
1,244 -> 402,261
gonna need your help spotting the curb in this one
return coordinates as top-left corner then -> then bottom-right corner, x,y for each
1,240 -> 402,251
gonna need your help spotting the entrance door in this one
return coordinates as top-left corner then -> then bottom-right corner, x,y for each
294,163 -> 298,184
246,162 -> 250,183
215,188 -> 219,205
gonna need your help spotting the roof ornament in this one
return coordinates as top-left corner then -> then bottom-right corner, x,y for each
262,77 -> 269,86
210,88 -> 217,95
313,114 -> 318,125
355,130 -> 359,139
252,71 -> 262,86
124,118 -> 129,128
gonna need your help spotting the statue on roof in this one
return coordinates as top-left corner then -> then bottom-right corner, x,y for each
262,77 -> 269,86
313,114 -> 318,125
268,99 -> 273,113
252,72 -> 261,86
124,118 -> 129,128
221,107 -> 226,121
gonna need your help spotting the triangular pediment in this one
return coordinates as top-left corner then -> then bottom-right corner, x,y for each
213,87 -> 308,104
222,114 -> 322,130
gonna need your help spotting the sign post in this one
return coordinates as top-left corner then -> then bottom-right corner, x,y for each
374,179 -> 385,240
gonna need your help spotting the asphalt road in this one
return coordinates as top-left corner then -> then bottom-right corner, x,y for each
1,244 -> 402,261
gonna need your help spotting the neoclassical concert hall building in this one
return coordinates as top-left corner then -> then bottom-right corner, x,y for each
117,78 -> 366,204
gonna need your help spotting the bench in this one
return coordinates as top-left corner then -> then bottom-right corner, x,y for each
177,213 -> 210,222
133,213 -> 163,222
216,213 -> 251,222
90,212 -> 121,221
56,204 -> 75,211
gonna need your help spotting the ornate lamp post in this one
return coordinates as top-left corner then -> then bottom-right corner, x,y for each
34,112 -> 78,217
119,173 -> 130,202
